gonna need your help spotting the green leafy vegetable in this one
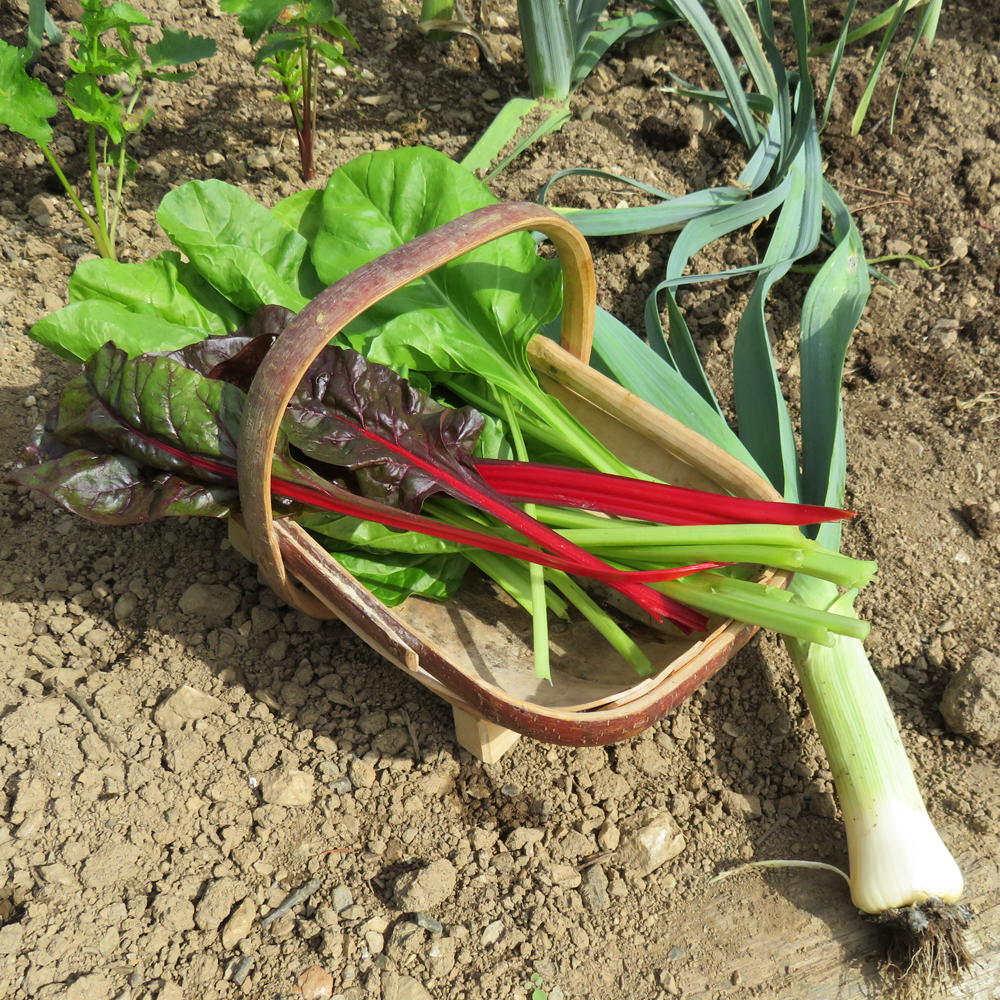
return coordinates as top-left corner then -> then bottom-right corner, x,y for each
312,148 -> 627,477
157,180 -> 313,313
14,148 -> 873,678
31,299 -> 213,366
0,39 -> 57,144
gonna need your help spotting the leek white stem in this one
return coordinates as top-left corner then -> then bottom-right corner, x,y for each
784,575 -> 963,915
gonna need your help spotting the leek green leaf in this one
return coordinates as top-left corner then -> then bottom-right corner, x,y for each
799,181 -> 870,549
732,132 -> 823,503
667,0 -> 759,148
590,308 -> 765,477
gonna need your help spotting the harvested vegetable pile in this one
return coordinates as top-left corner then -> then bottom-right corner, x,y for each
9,148 -> 876,684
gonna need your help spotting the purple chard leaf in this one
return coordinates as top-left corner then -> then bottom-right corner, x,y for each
160,304 -> 297,383
8,449 -> 238,523
83,342 -> 245,478
284,344 -> 486,512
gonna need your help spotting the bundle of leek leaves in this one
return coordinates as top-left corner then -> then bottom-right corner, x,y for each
512,0 -> 968,994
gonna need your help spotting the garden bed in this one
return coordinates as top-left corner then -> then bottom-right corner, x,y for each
0,1 -> 998,997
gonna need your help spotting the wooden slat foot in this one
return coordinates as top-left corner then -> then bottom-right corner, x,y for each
227,516 -> 256,563
452,705 -> 521,764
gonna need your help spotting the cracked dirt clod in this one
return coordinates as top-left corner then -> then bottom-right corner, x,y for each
940,647 -> 1000,745
393,859 -> 458,911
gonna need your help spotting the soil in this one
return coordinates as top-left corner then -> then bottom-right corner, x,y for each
1,2 -> 1000,999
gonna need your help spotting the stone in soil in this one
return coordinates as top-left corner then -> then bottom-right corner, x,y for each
381,970 -> 434,1000
615,807 -> 686,877
348,756 -> 377,789
580,864 -> 611,911
720,789 -> 762,818
220,897 -> 257,949
196,877 -> 247,932
258,766 -> 315,806
940,647 -> 1000,745
297,965 -> 334,999
178,582 -> 240,621
153,684 -> 224,730
387,920 -> 426,962
393,858 -> 457,911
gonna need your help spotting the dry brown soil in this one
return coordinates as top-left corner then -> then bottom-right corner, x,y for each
1,1 -> 999,999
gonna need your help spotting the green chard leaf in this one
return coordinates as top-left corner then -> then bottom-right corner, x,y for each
0,39 -> 58,144
298,513 -> 465,554
67,252 -> 246,335
312,147 -> 562,404
302,512 -> 469,606
31,299 -> 211,365
32,249 -> 251,364
271,188 -> 325,244
156,179 -> 313,313
316,546 -> 468,606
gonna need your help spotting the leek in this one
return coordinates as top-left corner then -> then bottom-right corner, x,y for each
559,0 -> 972,989
785,576 -> 972,994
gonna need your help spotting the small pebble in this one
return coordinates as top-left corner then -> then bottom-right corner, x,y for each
413,912 -> 443,932
259,767 -> 315,807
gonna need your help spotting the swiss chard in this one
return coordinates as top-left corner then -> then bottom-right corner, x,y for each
311,148 -> 629,477
12,336 -> 722,624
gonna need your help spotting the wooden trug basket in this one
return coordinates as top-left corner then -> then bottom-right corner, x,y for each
229,202 -> 790,763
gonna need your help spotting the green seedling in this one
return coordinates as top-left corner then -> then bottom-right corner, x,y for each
0,0 -> 216,261
221,0 -> 357,181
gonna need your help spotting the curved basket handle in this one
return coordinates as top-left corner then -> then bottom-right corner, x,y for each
237,201 -> 597,617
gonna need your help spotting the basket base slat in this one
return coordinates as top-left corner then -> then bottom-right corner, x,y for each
452,706 -> 522,764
